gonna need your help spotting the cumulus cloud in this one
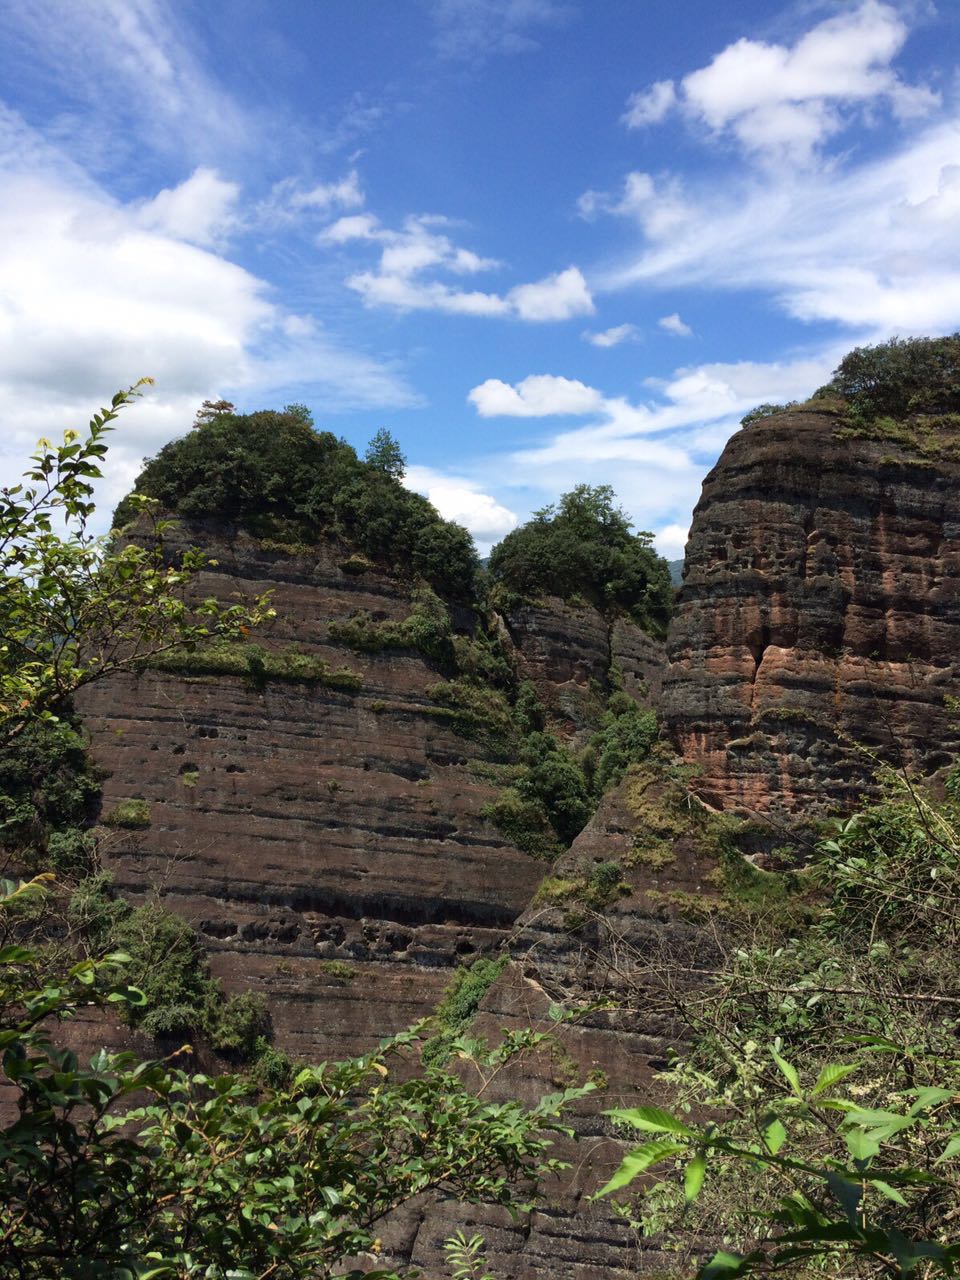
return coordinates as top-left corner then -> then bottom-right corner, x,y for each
471,349 -> 840,545
623,1 -> 938,162
404,464 -> 518,551
0,118 -> 417,527
659,312 -> 693,337
654,523 -> 689,560
507,266 -> 594,321
325,209 -> 592,321
582,323 -> 639,348
622,80 -> 676,128
135,167 -> 240,247
469,374 -> 604,417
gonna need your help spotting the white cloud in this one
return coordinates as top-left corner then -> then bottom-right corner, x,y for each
320,213 -> 383,244
0,121 -> 417,528
256,171 -> 365,228
404,464 -> 518,551
0,0 -> 251,168
470,348 -> 840,546
659,312 -> 693,337
623,1 -> 938,162
654,523 -> 689,560
469,374 -> 605,417
589,117 -> 960,337
430,0 -> 574,61
507,266 -> 594,321
135,167 -> 240,247
582,323 -> 639,348
327,209 -> 593,321
623,80 -> 676,128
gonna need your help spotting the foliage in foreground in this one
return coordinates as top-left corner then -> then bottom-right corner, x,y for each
599,767 -> 960,1278
0,888 -> 588,1279
0,382 -> 274,747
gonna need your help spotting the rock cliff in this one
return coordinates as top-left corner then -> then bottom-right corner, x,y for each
663,409 -> 960,818
75,517 -> 707,1279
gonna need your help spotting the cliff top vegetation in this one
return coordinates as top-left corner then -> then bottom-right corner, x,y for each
742,333 -> 960,430
113,404 -> 479,600
488,483 -> 673,636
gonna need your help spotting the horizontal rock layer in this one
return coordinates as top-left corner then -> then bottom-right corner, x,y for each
663,410 -> 960,816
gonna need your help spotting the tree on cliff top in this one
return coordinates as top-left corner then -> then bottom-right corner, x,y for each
817,333 -> 960,420
488,484 -> 673,636
114,405 -> 476,599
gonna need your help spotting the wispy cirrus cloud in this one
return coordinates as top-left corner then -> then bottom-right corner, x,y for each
588,117 -> 960,335
428,0 -> 575,61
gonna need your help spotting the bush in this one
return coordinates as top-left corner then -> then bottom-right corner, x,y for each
102,798 -> 151,828
817,333 -> 960,421
0,717 -> 101,867
489,484 -> 672,635
115,407 -> 479,599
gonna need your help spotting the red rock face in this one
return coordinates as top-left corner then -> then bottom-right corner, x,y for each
662,411 -> 960,817
77,525 -> 544,1063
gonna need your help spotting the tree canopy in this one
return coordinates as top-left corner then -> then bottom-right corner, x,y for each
488,484 -> 673,635
113,406 -> 476,600
816,333 -> 960,421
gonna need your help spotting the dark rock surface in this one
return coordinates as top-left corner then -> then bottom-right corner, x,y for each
662,410 -> 960,817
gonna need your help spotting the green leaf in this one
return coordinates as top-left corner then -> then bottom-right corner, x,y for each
762,1116 -> 787,1155
605,1105 -> 693,1137
770,1049 -> 802,1098
811,1063 -> 859,1097
869,1178 -> 907,1206
595,1141 -> 688,1196
684,1151 -> 707,1202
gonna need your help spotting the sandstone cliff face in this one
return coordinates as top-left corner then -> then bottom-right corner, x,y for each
78,524 -> 544,1063
663,410 -> 960,817
75,525 -> 695,1279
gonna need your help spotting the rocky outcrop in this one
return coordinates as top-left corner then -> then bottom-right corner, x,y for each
78,524 -> 545,1063
500,599 -> 665,739
663,409 -> 960,817
74,525 -> 697,1278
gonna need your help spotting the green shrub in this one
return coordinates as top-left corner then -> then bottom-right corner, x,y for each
148,642 -> 362,692
488,484 -> 673,636
481,788 -> 563,861
102,798 -> 151,828
113,408 -> 479,599
589,696 -> 658,794
329,588 -> 454,664
66,875 -> 271,1063
0,716 -> 101,868
422,955 -> 508,1064
816,332 -> 960,421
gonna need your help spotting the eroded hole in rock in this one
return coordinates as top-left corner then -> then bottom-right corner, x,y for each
225,763 -> 245,774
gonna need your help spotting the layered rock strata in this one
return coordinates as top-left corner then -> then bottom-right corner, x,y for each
663,410 -> 960,816
75,524 -> 701,1278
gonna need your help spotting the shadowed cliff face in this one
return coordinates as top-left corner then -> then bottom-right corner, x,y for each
662,410 -> 960,818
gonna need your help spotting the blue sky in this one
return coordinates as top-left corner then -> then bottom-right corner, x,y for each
1,0 -> 958,556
